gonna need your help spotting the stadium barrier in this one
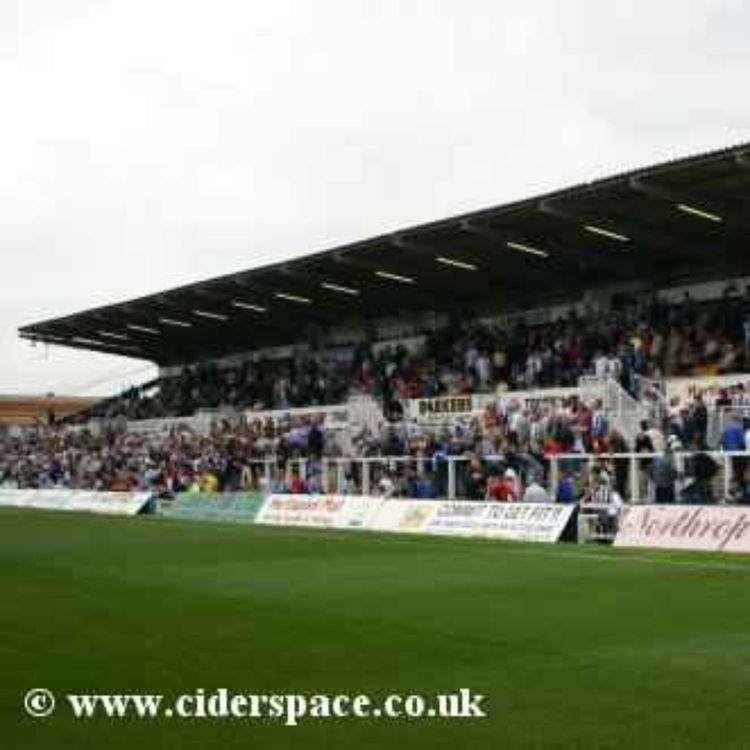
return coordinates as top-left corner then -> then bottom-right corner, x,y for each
613,505 -> 750,553
159,492 -> 265,523
4,486 -> 750,553
255,494 -> 576,543
547,450 -> 744,505
405,387 -> 579,426
377,499 -> 575,542
302,451 -> 750,504
254,493 -> 750,552
256,494 -> 383,530
0,489 -> 153,516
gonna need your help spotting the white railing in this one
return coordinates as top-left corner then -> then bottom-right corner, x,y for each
125,413 -> 216,436
346,395 -> 385,435
119,403 -> 352,438
235,450 -> 750,505
546,450 -> 744,505
579,375 -> 648,445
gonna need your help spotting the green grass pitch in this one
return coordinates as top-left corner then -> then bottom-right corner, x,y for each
1,508 -> 749,750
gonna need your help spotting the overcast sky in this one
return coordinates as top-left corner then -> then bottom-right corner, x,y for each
1,0 -> 748,396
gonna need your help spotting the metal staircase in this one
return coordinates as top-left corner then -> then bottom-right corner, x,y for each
347,395 -> 386,437
579,375 -> 649,446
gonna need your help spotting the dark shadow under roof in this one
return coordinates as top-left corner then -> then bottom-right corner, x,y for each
20,142 -> 750,366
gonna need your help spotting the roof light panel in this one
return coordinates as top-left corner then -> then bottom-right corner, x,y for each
584,225 -> 631,243
321,282 -> 360,296
677,204 -> 723,223
97,330 -> 130,340
127,324 -> 160,334
159,318 -> 193,328
231,300 -> 268,313
274,292 -> 313,305
193,310 -> 229,322
506,241 -> 549,258
375,271 -> 415,285
436,256 -> 478,271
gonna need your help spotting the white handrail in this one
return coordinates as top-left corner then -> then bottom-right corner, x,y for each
239,449 -> 750,503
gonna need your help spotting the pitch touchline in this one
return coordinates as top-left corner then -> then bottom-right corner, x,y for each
249,526 -> 750,573
498,546 -> 750,573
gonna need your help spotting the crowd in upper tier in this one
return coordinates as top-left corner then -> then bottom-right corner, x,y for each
72,285 -> 750,424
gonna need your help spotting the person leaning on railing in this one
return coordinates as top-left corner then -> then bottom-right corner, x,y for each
720,411 -> 747,495
649,441 -> 679,504
681,439 -> 719,505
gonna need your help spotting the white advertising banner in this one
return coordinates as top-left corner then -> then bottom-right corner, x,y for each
0,489 -> 151,516
256,495 -> 573,542
0,490 -> 34,508
406,396 -> 476,423
256,494 -> 384,530
407,387 -> 580,424
369,499 -> 441,534
426,502 -> 575,543
369,500 -> 573,543
336,496 -> 386,529
424,501 -> 487,537
614,505 -> 750,553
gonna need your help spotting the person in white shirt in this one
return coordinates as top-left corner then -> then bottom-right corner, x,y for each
377,474 -> 396,498
503,467 -> 521,499
594,353 -> 609,378
476,353 -> 491,390
522,480 -> 551,503
508,407 -> 529,448
526,353 -> 542,386
647,425 -> 666,453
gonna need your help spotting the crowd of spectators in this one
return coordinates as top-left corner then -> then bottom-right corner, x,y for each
0,415 -> 330,495
81,353 -> 351,422
6,382 -> 750,505
71,287 -> 750,425
361,287 -> 750,401
7,285 -> 750,504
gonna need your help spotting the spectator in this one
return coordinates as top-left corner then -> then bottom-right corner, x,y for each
682,441 -> 719,505
689,394 -> 708,447
608,428 -> 630,498
522,478 -> 551,503
377,473 -> 396,498
650,445 -> 678,504
556,472 -> 578,504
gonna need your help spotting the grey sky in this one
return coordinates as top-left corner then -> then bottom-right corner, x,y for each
1,0 -> 748,396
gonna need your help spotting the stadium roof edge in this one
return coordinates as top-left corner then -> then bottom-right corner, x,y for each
20,140 -> 750,365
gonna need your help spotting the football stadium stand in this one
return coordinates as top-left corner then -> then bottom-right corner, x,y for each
9,143 -> 750,520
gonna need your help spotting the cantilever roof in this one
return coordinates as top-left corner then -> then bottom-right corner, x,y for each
20,143 -> 750,366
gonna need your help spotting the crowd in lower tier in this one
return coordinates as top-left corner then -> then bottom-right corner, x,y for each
6,382 -> 750,504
